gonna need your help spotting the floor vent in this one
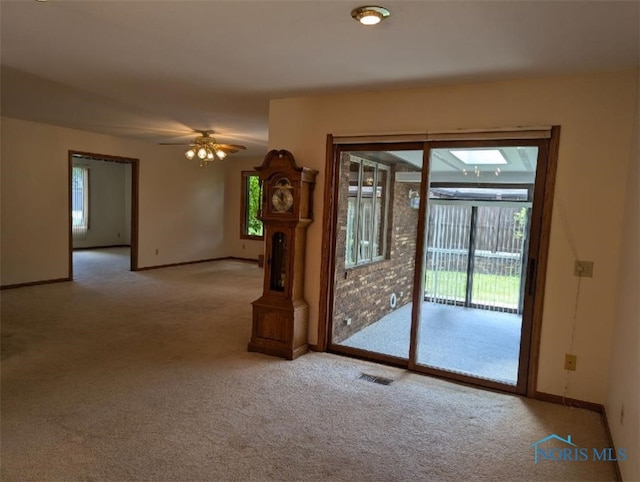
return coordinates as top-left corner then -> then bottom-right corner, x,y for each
359,373 -> 393,386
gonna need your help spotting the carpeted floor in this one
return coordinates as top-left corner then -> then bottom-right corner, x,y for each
1,248 -> 616,481
341,302 -> 521,384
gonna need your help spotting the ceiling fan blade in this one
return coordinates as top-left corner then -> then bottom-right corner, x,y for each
216,144 -> 247,153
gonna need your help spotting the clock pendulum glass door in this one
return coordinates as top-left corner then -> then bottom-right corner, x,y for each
270,232 -> 287,291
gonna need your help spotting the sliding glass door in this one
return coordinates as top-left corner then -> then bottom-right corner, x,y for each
412,143 -> 542,392
327,136 -> 554,394
330,148 -> 423,363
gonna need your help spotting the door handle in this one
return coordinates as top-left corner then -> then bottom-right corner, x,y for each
527,258 -> 537,296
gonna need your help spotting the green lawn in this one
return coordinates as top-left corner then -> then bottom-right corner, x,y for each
425,270 -> 521,307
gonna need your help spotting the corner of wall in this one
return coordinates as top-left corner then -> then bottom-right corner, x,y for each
604,74 -> 639,482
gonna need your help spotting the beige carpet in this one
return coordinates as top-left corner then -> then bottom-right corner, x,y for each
1,248 -> 616,481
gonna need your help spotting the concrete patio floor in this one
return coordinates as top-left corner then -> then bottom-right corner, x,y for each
340,302 -> 521,384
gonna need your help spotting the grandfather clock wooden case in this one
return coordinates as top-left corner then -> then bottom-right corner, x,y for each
249,150 -> 318,360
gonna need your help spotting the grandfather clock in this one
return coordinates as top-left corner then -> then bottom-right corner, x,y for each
249,150 -> 318,360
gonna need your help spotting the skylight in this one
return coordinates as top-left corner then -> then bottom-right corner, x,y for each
450,149 -> 507,165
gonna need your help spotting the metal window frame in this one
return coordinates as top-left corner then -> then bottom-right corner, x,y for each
345,157 -> 391,268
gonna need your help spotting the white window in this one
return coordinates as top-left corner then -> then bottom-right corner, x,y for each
72,166 -> 89,237
345,157 -> 389,267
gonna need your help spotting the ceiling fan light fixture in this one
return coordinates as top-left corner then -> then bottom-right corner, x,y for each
174,130 -> 246,167
351,6 -> 390,26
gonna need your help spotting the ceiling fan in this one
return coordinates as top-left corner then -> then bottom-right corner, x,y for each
160,130 -> 246,166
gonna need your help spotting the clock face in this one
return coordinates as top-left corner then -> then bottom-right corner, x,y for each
271,178 -> 294,213
271,187 -> 294,213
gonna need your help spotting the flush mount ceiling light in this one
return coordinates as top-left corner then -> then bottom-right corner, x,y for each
351,5 -> 390,25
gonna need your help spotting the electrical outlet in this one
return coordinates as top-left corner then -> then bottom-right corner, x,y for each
344,318 -> 352,326
574,260 -> 594,277
620,404 -> 624,425
564,354 -> 577,371
155,249 -> 159,255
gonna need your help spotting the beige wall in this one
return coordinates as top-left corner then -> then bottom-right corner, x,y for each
1,117 -> 227,285
223,157 -> 266,260
268,70 -> 639,404
606,82 -> 639,481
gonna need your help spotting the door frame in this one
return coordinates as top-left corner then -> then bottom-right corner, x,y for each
318,127 -> 560,397
68,150 -> 140,278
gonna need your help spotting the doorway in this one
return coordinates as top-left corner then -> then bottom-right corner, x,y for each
323,129 -> 558,395
68,151 -> 139,279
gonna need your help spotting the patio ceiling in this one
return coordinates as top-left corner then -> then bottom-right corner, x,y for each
365,147 -> 539,184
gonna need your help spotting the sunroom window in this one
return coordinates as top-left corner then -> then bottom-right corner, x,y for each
345,157 -> 390,267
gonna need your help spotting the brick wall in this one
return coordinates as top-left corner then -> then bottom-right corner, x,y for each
332,155 -> 421,344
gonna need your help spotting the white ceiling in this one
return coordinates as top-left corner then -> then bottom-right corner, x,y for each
1,1 -> 639,158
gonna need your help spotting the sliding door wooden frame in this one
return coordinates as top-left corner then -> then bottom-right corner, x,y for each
315,135 -> 338,351
68,151 -> 140,280
407,142 -> 431,365
527,126 -> 560,396
319,140 -> 425,358
406,137 -> 552,395
318,127 -> 560,397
